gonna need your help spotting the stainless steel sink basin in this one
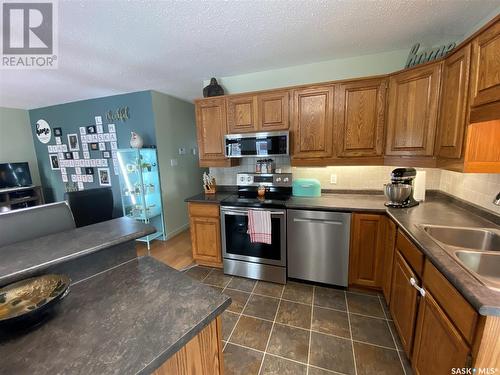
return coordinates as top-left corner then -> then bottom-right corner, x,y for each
420,224 -> 500,251
455,251 -> 500,291
418,224 -> 500,291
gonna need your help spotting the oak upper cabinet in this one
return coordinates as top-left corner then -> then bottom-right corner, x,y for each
292,85 -> 334,158
227,95 -> 258,133
411,290 -> 470,375
469,21 -> 500,108
189,203 -> 222,267
258,91 -> 290,131
385,62 -> 442,156
390,250 -> 420,356
335,78 -> 387,157
195,98 -> 228,162
436,44 -> 471,159
349,213 -> 385,289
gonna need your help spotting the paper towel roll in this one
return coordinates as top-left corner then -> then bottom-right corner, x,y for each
414,170 -> 426,201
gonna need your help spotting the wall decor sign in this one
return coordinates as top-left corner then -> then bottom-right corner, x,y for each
106,106 -> 129,122
35,119 -> 51,144
405,42 -> 456,68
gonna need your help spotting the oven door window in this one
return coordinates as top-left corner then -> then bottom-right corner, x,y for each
224,213 -> 282,262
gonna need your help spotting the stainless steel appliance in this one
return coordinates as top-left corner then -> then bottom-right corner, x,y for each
287,210 -> 351,286
220,173 -> 292,284
384,167 -> 419,208
225,131 -> 289,158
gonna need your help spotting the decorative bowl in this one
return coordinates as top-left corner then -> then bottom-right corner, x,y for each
0,274 -> 70,329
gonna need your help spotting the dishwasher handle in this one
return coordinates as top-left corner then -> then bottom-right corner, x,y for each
292,217 -> 344,225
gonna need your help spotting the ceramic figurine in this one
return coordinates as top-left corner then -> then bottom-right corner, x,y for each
130,131 -> 143,149
203,78 -> 225,97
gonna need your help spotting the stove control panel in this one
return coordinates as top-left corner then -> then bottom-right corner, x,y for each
237,173 -> 292,187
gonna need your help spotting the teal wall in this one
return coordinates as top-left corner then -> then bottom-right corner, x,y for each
151,91 -> 205,238
0,107 -> 41,186
28,91 -> 157,217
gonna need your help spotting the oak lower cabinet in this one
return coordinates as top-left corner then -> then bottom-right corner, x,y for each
154,317 -> 224,375
195,98 -> 237,167
382,217 -> 397,303
348,213 -> 385,289
436,44 -> 471,160
385,62 -> 442,157
291,85 -> 334,158
335,78 -> 386,157
188,203 -> 222,267
390,250 -> 420,356
412,291 -> 470,375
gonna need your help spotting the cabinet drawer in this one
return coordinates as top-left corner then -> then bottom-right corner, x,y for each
423,260 -> 478,344
188,203 -> 220,218
396,230 -> 424,277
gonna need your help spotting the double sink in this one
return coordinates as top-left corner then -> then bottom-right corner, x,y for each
419,224 -> 500,291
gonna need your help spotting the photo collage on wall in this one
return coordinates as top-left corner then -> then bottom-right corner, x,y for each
47,116 -> 120,191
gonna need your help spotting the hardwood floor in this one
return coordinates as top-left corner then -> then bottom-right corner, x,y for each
136,230 -> 195,270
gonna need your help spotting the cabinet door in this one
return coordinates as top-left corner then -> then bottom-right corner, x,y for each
349,214 -> 385,289
469,21 -> 500,108
190,216 -> 222,266
195,98 -> 227,159
335,79 -> 386,157
436,45 -> 471,159
412,291 -> 470,375
390,251 -> 420,356
292,86 -> 334,158
382,218 -> 397,304
258,91 -> 290,131
227,95 -> 258,133
386,63 -> 442,156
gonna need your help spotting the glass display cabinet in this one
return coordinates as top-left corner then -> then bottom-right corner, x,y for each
116,148 -> 165,251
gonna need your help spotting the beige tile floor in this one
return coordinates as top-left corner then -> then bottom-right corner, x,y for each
184,266 -> 414,375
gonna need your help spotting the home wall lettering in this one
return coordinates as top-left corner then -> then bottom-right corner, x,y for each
405,42 -> 456,68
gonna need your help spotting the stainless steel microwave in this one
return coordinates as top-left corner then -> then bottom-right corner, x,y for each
224,131 -> 289,158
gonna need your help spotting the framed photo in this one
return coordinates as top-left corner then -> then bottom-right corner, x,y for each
85,167 -> 94,175
64,152 -> 73,159
67,134 -> 79,151
54,127 -> 62,137
87,125 -> 97,134
49,154 -> 60,170
90,142 -> 99,151
98,168 -> 111,186
102,151 -> 111,158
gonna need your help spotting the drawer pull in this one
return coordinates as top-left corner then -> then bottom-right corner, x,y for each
410,277 -> 426,297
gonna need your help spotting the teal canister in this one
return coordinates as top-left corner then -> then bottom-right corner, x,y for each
292,178 -> 321,197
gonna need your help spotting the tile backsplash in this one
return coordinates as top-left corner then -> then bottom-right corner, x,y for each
209,160 -> 500,214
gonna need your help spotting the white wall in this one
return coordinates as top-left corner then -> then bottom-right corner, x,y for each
0,107 -> 41,185
151,91 -> 206,238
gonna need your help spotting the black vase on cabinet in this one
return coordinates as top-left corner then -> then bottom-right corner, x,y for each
203,78 -> 225,97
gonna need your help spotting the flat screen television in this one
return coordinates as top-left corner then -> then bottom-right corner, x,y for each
0,162 -> 33,189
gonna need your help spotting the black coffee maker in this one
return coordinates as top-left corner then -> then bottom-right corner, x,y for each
384,168 -> 419,208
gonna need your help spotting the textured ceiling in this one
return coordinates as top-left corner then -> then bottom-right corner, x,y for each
0,0 -> 498,109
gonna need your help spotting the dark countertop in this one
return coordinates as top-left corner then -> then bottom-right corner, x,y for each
284,193 -> 500,316
185,192 -> 233,204
0,256 -> 231,375
0,217 -> 156,287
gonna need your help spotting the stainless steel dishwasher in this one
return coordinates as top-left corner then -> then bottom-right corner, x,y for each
287,210 -> 351,286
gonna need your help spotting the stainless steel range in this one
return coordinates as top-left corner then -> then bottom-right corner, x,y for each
220,173 -> 292,284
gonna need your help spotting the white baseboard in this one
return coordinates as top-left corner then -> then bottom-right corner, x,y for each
164,223 -> 190,240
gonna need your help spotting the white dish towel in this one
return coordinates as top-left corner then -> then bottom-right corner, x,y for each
247,209 -> 272,244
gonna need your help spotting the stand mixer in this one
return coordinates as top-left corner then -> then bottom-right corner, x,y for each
384,168 -> 419,208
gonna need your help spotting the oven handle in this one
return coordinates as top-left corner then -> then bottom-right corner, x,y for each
222,210 -> 286,216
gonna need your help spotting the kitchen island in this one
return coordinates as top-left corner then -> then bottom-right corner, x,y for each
0,217 -> 230,374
